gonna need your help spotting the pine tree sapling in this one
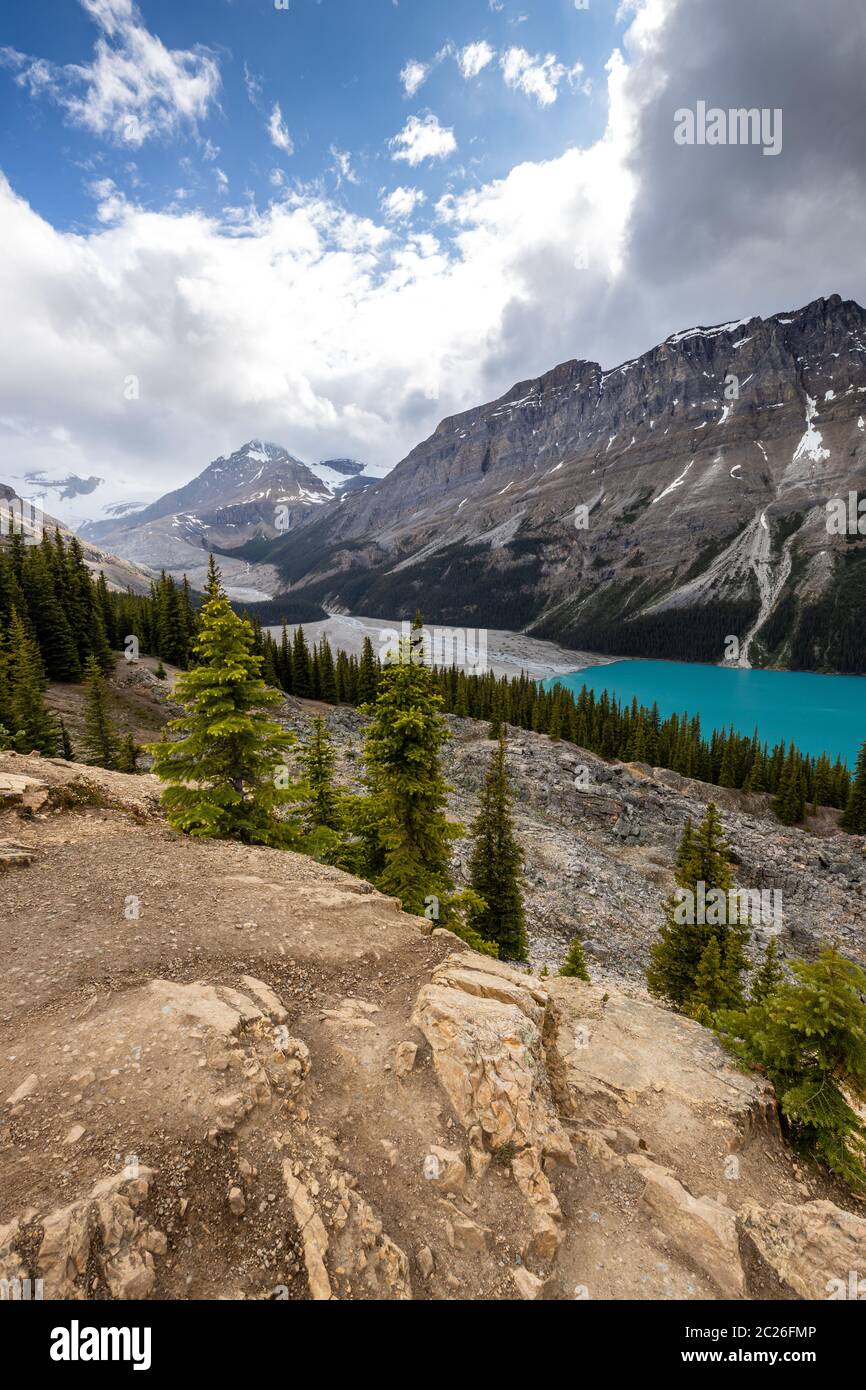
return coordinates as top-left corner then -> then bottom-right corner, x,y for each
116,733 -> 140,774
751,935 -> 784,1004
560,936 -> 591,981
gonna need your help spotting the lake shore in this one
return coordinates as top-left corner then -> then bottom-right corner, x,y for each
265,612 -> 619,681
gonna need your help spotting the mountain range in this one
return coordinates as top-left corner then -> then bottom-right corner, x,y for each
79,442 -> 385,599
222,293 -> 866,672
40,294 -> 866,671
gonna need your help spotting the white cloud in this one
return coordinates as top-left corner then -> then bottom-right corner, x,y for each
389,113 -> 457,166
500,46 -> 584,107
0,43 -> 634,508
0,0 -> 220,146
381,186 -> 427,220
400,60 -> 428,97
88,176 -> 127,223
268,102 -> 294,154
458,41 -> 496,80
243,61 -> 263,107
3,0 -> 865,521
330,146 -> 358,187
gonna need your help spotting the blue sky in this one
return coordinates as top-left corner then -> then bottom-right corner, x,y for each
1,0 -> 612,235
1,0 -> 864,524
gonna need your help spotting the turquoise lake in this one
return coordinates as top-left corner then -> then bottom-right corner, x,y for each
544,661 -> 865,768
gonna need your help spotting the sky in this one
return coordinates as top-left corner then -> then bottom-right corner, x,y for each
1,0 -> 865,525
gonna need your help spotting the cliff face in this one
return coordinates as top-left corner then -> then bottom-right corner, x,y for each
255,294 -> 866,669
1,750 -> 864,1301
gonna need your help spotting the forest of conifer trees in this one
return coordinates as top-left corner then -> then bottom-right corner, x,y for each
0,530 -> 860,827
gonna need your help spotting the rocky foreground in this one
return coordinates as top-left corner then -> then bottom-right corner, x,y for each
1,753 -> 865,1301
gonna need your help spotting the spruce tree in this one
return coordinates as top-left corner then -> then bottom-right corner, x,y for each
148,577 -> 303,846
300,717 -> 342,831
646,802 -> 749,1014
0,624 -> 10,741
318,639 -> 338,704
357,635 -> 378,705
774,748 -> 805,824
560,936 -> 591,981
718,735 -> 738,789
751,935 -> 784,1004
488,682 -> 503,740
840,739 -> 866,834
354,635 -> 465,924
292,626 -> 312,698
6,609 -> 58,755
690,936 -> 724,1025
20,547 -> 81,682
81,655 -> 119,768
466,733 -> 528,959
115,733 -> 140,774
718,950 -> 866,1190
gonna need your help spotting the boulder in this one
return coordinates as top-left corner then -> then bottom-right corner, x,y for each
739,1199 -> 866,1300
640,1164 -> 745,1298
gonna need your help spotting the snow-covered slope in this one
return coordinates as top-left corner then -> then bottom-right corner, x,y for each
76,441 -> 381,596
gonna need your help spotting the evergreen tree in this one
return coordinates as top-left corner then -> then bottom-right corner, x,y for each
147,577 -> 303,845
81,654 -> 119,768
5,609 -> 58,754
357,635 -> 379,705
466,733 -> 528,959
300,717 -> 342,831
774,747 -> 805,824
488,681 -> 503,739
318,639 -> 338,704
718,734 -> 738,789
353,636 -> 463,923
59,718 -> 74,761
560,936 -> 591,981
115,733 -> 140,774
751,935 -> 785,1004
689,936 -> 724,1025
292,626 -> 312,698
20,546 -> 81,682
646,803 -> 749,1014
840,739 -> 866,834
718,950 -> 866,1190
